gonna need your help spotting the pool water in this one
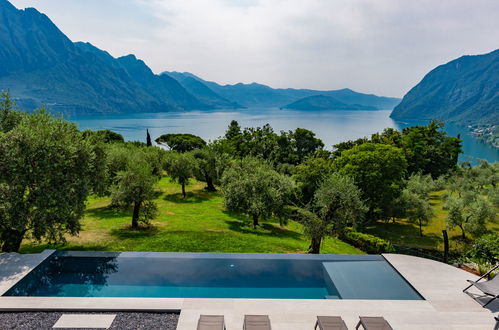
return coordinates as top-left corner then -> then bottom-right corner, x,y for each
4,252 -> 423,300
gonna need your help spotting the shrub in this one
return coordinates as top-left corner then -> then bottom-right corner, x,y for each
342,230 -> 395,254
464,234 -> 499,265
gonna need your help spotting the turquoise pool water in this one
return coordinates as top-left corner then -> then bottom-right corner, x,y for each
4,252 -> 423,300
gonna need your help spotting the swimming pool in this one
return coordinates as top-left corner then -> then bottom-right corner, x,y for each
4,252 -> 423,300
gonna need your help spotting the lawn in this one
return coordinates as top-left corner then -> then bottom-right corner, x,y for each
366,190 -> 499,251
20,177 -> 361,255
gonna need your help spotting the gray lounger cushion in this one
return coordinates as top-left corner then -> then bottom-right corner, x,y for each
197,315 -> 225,330
316,316 -> 348,330
243,315 -> 271,330
356,316 -> 393,330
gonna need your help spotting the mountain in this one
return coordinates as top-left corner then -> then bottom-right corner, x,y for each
165,72 -> 241,109
283,95 -> 378,111
0,0 -> 400,115
0,0 -> 206,115
165,72 -> 401,110
390,49 -> 499,124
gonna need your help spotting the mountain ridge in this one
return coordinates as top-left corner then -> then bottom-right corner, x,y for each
282,95 -> 379,111
390,49 -> 499,124
0,0 -> 207,115
164,71 -> 401,110
1,0 -> 401,115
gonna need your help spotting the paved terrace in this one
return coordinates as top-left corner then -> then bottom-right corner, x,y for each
0,252 -> 497,329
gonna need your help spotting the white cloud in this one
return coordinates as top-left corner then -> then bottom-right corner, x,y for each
9,0 -> 499,96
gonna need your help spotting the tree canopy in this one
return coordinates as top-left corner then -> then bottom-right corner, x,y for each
401,121 -> 462,178
220,121 -> 325,165
221,157 -> 294,228
293,157 -> 334,205
155,133 -> 206,152
332,121 -> 462,178
334,143 -> 407,221
82,129 -> 124,144
0,109 -> 105,252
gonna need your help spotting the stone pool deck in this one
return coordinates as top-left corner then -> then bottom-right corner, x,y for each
0,252 -> 497,329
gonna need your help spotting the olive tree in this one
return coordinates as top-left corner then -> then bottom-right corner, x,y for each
0,109 -> 105,252
165,152 -> 196,198
110,156 -> 158,229
191,146 -> 228,192
299,173 -> 367,254
444,194 -> 495,240
443,165 -> 497,240
401,173 -> 435,236
221,157 -> 294,228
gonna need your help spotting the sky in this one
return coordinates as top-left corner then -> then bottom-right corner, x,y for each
9,0 -> 499,97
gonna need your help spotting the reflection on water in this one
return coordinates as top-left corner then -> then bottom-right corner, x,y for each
4,253 -> 422,300
6,254 -> 334,299
68,108 -> 498,163
6,254 -> 119,297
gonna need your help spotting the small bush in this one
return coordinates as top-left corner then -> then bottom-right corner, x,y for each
342,230 -> 395,254
464,233 -> 499,265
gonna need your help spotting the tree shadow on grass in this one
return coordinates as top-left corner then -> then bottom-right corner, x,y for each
222,211 -> 301,240
109,225 -> 159,240
85,205 -> 130,220
152,190 -> 163,199
163,190 -> 216,204
366,220 -> 441,248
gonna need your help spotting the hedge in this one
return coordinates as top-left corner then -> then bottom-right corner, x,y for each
342,230 -> 395,254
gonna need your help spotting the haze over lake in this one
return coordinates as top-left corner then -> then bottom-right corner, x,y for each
68,109 -> 498,163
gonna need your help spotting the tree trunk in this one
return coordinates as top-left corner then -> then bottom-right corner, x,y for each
1,229 -> 25,252
205,176 -> 216,192
459,225 -> 466,240
308,236 -> 322,254
252,214 -> 259,228
182,183 -> 186,198
419,219 -> 423,237
442,230 -> 449,263
132,201 -> 141,229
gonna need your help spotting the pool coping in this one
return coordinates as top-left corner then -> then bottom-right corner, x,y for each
54,250 -> 386,261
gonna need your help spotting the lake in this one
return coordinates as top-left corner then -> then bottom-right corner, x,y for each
68,108 -> 498,163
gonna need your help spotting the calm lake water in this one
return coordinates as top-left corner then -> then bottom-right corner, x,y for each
68,108 -> 498,163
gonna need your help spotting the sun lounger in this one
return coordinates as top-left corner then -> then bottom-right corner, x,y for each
355,316 -> 393,330
463,264 -> 499,308
315,316 -> 348,330
197,315 -> 226,330
243,315 -> 271,330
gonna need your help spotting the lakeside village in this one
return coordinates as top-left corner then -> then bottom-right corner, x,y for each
469,124 -> 499,149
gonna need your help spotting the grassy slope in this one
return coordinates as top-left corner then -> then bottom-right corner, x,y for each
20,178 -> 361,255
366,190 -> 499,251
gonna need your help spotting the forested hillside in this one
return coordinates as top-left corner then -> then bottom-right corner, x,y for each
391,49 -> 499,125
0,0 -> 206,114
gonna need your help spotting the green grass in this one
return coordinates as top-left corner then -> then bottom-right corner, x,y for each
20,177 -> 361,255
366,190 -> 499,251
